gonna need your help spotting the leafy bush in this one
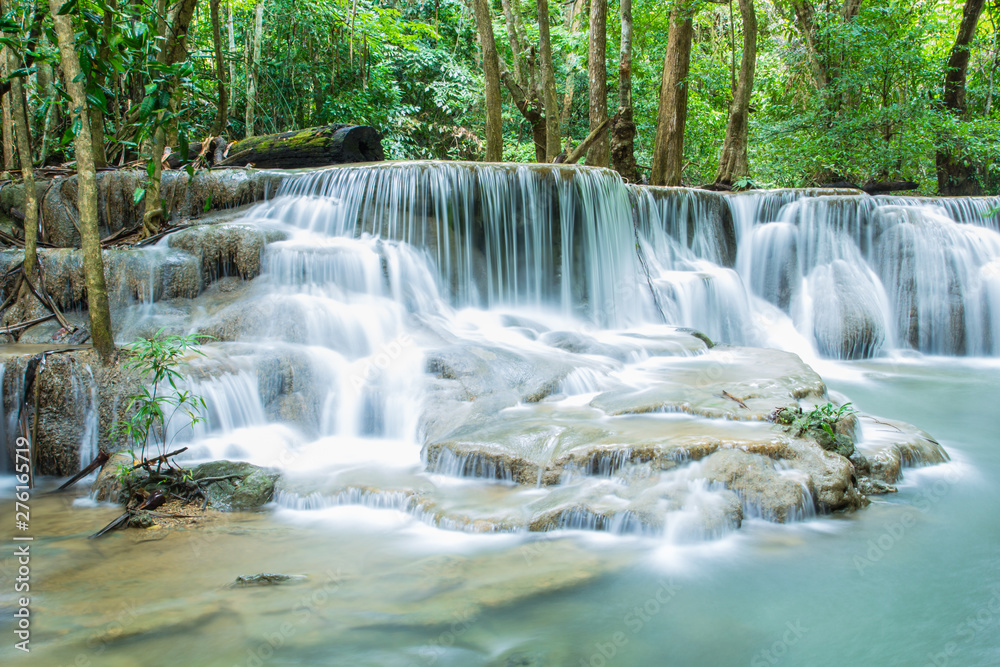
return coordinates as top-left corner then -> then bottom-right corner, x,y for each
111,330 -> 213,465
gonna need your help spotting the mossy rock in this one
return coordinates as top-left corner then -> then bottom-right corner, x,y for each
191,460 -> 280,511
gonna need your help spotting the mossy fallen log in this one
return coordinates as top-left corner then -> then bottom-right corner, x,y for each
217,124 -> 385,169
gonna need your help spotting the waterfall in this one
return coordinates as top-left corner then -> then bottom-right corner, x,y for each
258,162 -> 655,327
638,186 -> 1000,357
6,161 -> 991,542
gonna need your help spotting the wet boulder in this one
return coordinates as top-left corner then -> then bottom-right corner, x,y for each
807,260 -> 887,360
697,449 -> 813,522
191,460 -> 280,511
167,222 -> 287,283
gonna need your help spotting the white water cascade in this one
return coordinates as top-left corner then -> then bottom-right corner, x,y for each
8,162 -> 992,537
106,162 -> 975,538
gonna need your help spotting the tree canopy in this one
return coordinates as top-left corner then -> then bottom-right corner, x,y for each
0,0 -> 997,193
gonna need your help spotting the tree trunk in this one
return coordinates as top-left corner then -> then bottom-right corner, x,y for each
499,60 -> 547,162
496,0 -> 545,163
6,50 -> 39,283
227,0 -> 237,105
245,1 -> 263,138
536,0 -> 560,162
1,51 -> 15,171
500,0 -> 526,87
715,0 -> 757,185
610,0 -> 637,183
471,0 -> 503,161
210,0 -> 229,136
586,0 -> 608,166
789,0 -> 827,90
936,0 -> 986,195
650,8 -> 694,186
142,0 -> 200,237
217,124 -> 385,168
560,0 -> 583,126
87,3 -> 114,169
48,0 -> 115,360
35,33 -> 57,166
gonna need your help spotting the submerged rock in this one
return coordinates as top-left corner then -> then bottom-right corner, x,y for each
230,573 -> 306,587
589,345 -> 827,420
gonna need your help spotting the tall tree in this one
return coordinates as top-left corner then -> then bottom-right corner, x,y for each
227,0 -> 237,107
6,48 -> 38,284
586,0 -> 608,166
209,0 -> 229,136
1,50 -> 14,170
500,0 -> 547,162
560,0 -> 583,126
536,0 -> 561,161
34,33 -> 57,167
471,0 -> 502,161
48,0 -> 115,360
610,0 -> 638,182
88,1 -> 114,169
650,5 -> 695,186
142,0 -> 200,237
245,1 -> 264,137
936,0 -> 987,195
715,0 -> 758,185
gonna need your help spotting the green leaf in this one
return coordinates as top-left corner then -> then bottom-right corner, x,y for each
138,95 -> 155,120
133,187 -> 145,204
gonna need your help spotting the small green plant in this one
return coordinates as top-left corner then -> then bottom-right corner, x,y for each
772,402 -> 858,457
110,329 -> 214,466
113,460 -> 132,484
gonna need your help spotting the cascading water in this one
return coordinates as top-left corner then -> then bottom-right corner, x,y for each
11,162 -> 995,538
7,164 -> 1000,667
98,162 -> 988,540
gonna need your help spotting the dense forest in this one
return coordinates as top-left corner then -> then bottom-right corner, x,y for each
0,0 -> 998,197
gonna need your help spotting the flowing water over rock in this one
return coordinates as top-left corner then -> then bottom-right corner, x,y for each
3,162 -> 1000,664
5,163 -> 991,515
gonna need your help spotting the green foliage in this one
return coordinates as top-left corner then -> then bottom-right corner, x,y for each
6,0 -> 998,190
110,330 -> 213,463
773,402 -> 858,457
113,459 -> 132,484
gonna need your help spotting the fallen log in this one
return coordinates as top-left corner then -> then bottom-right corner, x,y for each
52,450 -> 110,492
558,110 -> 621,166
217,124 -> 385,169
